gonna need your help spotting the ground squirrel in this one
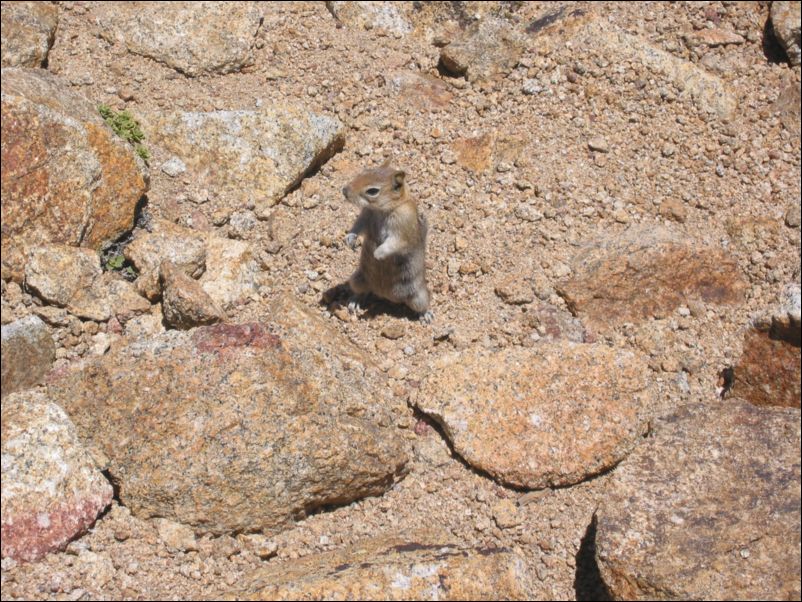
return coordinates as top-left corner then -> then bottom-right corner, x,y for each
342,163 -> 433,323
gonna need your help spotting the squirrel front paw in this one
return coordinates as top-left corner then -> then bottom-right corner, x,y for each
345,233 -> 358,250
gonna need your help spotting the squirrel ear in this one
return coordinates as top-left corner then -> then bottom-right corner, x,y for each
393,170 -> 406,190
380,158 -> 392,168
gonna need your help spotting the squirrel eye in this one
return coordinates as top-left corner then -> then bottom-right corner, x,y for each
365,187 -> 380,197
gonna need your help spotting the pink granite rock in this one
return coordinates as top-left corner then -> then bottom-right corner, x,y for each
1,391 -> 113,562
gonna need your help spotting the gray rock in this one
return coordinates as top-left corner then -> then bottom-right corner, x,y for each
326,1 -> 412,35
227,210 -> 258,240
94,1 -> 264,76
1,315 -> 54,398
124,218 -> 207,279
160,157 -> 187,177
142,106 -> 344,212
24,246 -> 149,323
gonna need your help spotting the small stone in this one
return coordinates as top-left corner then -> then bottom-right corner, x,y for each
492,499 -> 521,529
515,205 -> 543,222
118,87 -> 135,101
522,79 -> 543,95
91,332 -> 112,356
439,17 -> 526,82
785,202 -> 801,229
333,306 -> 351,322
381,323 -> 406,340
156,518 -> 198,553
440,150 -> 457,165
388,365 -> 408,380
161,261 -> 225,330
228,210 -> 258,240
161,157 -> 187,177
661,357 -> 681,372
495,276 -> 534,305
588,137 -> 609,153
238,534 -> 278,560
659,198 -> 687,223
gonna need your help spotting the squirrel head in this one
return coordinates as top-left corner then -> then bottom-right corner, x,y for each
342,162 -> 407,212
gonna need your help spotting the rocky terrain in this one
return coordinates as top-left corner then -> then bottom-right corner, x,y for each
1,1 -> 800,600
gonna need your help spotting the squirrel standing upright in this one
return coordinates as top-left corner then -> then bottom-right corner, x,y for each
342,163 -> 433,323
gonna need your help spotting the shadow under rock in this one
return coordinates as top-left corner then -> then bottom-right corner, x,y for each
574,515 -> 612,602
762,15 -> 789,65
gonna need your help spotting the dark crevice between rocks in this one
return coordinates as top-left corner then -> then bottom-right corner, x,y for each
100,469 -> 123,507
298,464 -> 409,524
718,366 -> 735,399
526,6 -> 566,34
436,57 -> 464,79
762,16 -> 788,64
99,194 -> 150,281
410,408 -> 531,494
574,515 -> 612,602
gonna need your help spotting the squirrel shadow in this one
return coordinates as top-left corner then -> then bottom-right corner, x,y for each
320,283 -> 423,322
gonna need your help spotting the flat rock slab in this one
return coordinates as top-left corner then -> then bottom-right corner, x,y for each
0,1 -> 58,68
414,342 -> 653,489
326,1 -> 412,36
596,399 -> 802,600
142,105 -> 344,212
94,1 -> 263,76
439,17 -> 526,82
46,295 -> 408,535
24,245 -> 102,308
531,12 -> 737,120
1,68 -> 148,281
1,315 -> 54,398
557,226 -> 746,334
220,531 -> 534,600
1,391 -> 113,562
326,2 -> 525,41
